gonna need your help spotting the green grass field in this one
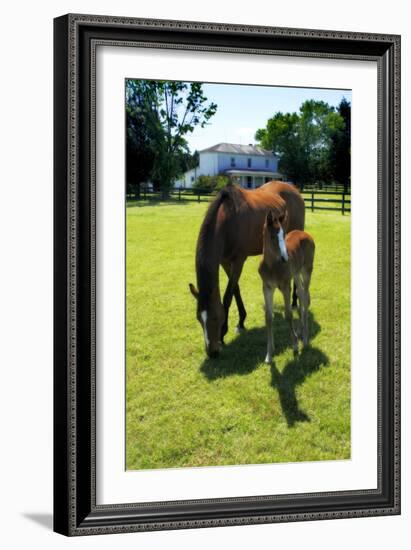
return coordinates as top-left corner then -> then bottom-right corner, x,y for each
126,200 -> 351,470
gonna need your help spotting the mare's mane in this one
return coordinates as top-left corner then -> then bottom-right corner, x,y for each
195,184 -> 241,310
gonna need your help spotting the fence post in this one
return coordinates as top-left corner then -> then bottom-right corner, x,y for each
342,193 -> 345,215
311,192 -> 314,212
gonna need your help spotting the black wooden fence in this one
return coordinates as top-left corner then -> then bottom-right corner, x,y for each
303,190 -> 351,215
127,187 -> 351,215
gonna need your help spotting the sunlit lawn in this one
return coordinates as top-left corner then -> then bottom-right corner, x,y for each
126,199 -> 351,470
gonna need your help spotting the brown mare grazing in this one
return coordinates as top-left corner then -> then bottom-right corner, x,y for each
258,210 -> 315,363
189,181 -> 305,357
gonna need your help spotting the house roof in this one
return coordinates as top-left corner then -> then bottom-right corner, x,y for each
199,142 -> 276,157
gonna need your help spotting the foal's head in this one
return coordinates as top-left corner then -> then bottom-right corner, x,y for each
189,284 -> 224,358
264,210 -> 289,262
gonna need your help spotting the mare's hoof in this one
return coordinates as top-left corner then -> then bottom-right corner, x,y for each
265,354 -> 273,364
235,325 -> 246,334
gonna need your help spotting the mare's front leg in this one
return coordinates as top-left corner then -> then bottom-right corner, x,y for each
222,261 -> 247,333
263,283 -> 275,363
221,259 -> 245,342
281,281 -> 298,353
292,281 -> 298,309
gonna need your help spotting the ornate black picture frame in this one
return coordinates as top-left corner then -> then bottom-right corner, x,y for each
53,14 -> 400,536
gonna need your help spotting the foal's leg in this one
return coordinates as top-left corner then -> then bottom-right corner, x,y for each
263,283 -> 275,363
301,293 -> 309,346
281,281 -> 299,353
300,268 -> 313,346
221,259 -> 245,341
294,274 -> 305,339
222,261 -> 247,332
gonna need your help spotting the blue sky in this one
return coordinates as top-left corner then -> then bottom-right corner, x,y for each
186,83 -> 351,153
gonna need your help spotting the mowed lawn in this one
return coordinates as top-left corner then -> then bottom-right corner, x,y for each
126,199 -> 351,470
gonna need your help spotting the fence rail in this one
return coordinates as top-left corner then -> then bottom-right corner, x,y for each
127,187 -> 351,215
302,183 -> 349,193
302,191 -> 351,215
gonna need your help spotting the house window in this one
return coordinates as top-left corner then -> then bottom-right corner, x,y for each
247,158 -> 252,168
265,159 -> 269,168
247,176 -> 253,188
230,157 -> 236,167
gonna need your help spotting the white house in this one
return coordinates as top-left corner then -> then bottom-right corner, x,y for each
176,142 -> 282,189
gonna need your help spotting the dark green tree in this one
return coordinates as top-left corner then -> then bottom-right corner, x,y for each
255,100 -> 344,189
126,80 -> 217,194
255,112 -> 303,183
181,150 -> 199,173
126,81 -> 157,196
329,98 -> 351,192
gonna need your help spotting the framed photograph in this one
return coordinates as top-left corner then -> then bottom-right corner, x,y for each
53,14 -> 400,536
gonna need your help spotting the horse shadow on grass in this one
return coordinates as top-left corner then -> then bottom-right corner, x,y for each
200,311 -> 329,427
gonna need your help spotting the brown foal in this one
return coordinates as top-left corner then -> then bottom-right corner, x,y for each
258,211 -> 315,363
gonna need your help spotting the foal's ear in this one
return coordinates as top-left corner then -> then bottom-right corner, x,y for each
189,283 -> 199,300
